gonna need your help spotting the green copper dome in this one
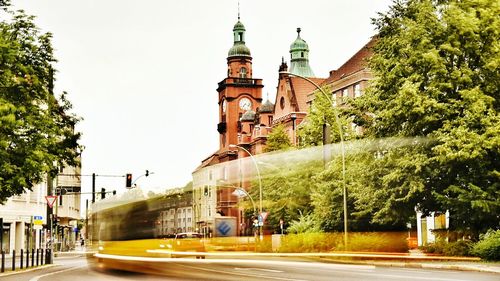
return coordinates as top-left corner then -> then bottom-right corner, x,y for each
289,27 -> 315,77
290,36 -> 309,52
233,20 -> 246,32
259,99 -> 274,113
228,19 -> 251,58
228,43 -> 251,57
241,110 -> 256,122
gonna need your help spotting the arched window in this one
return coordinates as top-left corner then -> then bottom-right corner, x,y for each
239,67 -> 247,78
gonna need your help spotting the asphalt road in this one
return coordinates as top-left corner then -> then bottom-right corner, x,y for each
2,255 -> 499,281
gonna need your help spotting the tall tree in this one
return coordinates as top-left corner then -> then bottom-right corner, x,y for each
0,6 -> 82,202
352,0 -> 500,236
265,124 -> 292,152
297,87 -> 354,148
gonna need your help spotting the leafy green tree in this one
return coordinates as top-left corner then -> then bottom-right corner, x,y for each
265,124 -> 292,152
0,6 -> 81,202
251,159 -> 322,234
351,0 -> 500,236
297,87 -> 354,147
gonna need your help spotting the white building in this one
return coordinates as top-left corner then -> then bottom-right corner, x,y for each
0,182 -> 48,253
416,210 -> 450,246
0,164 -> 82,254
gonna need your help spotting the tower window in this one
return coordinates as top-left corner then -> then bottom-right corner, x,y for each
280,97 -> 285,110
301,52 -> 304,58
239,32 -> 243,41
239,67 -> 247,78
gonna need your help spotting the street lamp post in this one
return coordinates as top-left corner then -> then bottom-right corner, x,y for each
229,144 -> 263,239
279,71 -> 348,248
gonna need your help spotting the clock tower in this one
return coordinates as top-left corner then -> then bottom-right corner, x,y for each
217,17 -> 263,159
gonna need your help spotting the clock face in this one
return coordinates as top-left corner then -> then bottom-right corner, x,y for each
222,99 -> 227,113
239,97 -> 252,111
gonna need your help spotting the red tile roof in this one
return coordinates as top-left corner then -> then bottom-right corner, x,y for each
290,77 -> 326,111
321,38 -> 375,86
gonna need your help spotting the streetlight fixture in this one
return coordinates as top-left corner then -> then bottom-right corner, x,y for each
279,71 -> 348,248
229,144 -> 263,239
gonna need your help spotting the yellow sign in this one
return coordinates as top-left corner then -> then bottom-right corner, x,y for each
34,215 -> 43,225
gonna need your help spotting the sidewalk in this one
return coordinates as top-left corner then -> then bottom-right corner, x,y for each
307,251 -> 500,274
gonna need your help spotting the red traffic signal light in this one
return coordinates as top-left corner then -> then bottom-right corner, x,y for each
126,173 -> 132,187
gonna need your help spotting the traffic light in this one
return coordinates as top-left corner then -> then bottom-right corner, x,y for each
126,173 -> 132,187
101,188 -> 106,199
204,186 -> 208,196
145,170 -> 149,177
112,190 -> 116,195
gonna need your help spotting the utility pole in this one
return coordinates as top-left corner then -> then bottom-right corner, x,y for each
92,173 -> 96,203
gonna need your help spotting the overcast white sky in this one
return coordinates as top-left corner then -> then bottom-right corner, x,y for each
11,0 -> 392,202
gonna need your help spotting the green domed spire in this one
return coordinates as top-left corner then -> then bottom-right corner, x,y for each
289,28 -> 315,77
228,18 -> 251,58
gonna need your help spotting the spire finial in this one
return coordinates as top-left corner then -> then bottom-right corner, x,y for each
238,0 -> 240,20
297,27 -> 301,37
282,56 -> 284,64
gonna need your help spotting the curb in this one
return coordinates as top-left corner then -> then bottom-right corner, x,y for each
0,264 -> 57,277
313,257 -> 500,274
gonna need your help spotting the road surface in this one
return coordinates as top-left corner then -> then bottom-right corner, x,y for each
2,254 -> 499,281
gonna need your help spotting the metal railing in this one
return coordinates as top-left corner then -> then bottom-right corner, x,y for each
0,248 -> 52,273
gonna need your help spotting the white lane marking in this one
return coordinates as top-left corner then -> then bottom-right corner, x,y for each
178,263 -> 308,281
234,267 -> 284,273
29,264 -> 87,281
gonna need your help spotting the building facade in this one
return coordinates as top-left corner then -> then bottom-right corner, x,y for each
192,13 -> 376,236
0,163 -> 82,253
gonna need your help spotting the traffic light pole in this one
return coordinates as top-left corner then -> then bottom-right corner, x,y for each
92,173 -> 96,203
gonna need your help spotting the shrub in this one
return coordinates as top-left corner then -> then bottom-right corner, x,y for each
443,240 -> 472,256
277,232 -> 409,253
335,232 -> 409,253
278,232 -> 342,253
422,239 -> 472,256
472,229 -> 500,261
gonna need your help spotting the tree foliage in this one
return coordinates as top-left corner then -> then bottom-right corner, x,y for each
252,159 -> 322,233
265,124 -> 292,152
297,87 -> 354,148
350,0 -> 500,236
0,6 -> 82,203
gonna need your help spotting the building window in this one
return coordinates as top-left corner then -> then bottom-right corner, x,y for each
354,83 -> 362,98
239,67 -> 247,78
280,97 -> 285,109
222,167 -> 227,180
342,88 -> 349,98
332,92 -> 337,106
268,116 -> 273,125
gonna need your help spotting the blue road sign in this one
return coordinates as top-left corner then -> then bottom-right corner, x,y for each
217,221 -> 231,236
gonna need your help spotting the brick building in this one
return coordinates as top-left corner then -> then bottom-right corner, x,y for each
192,16 -> 375,236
